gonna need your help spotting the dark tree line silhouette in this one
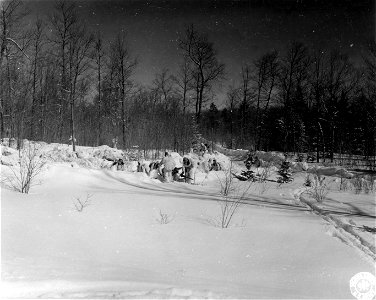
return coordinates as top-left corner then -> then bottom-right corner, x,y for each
1,0 -> 375,161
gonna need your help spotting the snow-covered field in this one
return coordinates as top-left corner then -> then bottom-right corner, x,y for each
1,142 -> 375,299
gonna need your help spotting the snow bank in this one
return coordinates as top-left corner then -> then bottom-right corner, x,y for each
0,142 -> 142,170
290,161 -> 309,172
1,145 -> 18,166
180,151 -> 232,184
254,151 -> 285,164
307,166 -> 354,178
211,143 -> 247,158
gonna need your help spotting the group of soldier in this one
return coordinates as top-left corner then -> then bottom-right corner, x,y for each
109,141 -> 221,184
136,151 -> 221,184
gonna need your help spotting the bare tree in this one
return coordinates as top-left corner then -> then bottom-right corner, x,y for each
172,56 -> 194,152
179,24 -> 225,123
363,42 -> 376,94
0,0 -> 28,140
152,68 -> 175,110
362,42 -> 376,158
110,32 -> 137,148
0,0 -> 28,67
93,30 -> 105,146
173,55 -> 193,115
278,41 -> 310,152
66,24 -> 93,151
254,51 -> 279,150
322,50 -> 359,161
226,86 -> 241,149
309,49 -> 327,162
29,18 -> 44,140
239,64 -> 252,147
50,0 -> 78,142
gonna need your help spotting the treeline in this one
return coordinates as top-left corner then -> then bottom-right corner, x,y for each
201,42 -> 376,161
1,0 -> 375,160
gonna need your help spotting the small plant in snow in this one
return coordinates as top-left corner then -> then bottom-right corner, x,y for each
351,176 -> 374,194
216,162 -> 252,228
352,176 -> 364,194
258,161 -> 273,182
156,209 -> 174,224
73,193 -> 93,212
307,174 -> 329,203
2,143 -> 45,194
304,174 -> 312,187
338,176 -> 350,191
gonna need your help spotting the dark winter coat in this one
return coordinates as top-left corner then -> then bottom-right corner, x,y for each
183,157 -> 193,170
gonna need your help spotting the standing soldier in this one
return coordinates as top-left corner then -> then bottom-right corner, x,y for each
160,152 -> 176,183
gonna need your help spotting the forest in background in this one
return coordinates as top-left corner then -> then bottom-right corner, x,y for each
1,0 -> 375,161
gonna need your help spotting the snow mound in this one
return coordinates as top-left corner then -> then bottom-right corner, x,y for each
211,144 -> 247,158
92,145 -> 125,161
290,161 -> 309,172
0,141 -> 149,170
1,145 -> 17,156
307,166 -> 354,178
254,151 -> 285,164
183,151 -> 231,172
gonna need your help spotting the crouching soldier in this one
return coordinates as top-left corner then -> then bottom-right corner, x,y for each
137,161 -> 143,172
244,153 -> 253,170
112,158 -> 125,171
172,167 -> 183,181
210,158 -> 221,171
137,161 -> 150,175
182,156 -> 195,184
160,152 -> 176,183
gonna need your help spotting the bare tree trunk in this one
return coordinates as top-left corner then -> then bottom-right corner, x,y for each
121,63 -> 126,148
257,76 -> 275,150
197,77 -> 204,123
59,40 -> 66,142
6,51 -> 14,138
70,92 -> 75,151
94,32 -> 103,146
97,55 -> 101,146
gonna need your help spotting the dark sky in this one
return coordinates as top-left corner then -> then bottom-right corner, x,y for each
24,0 -> 374,105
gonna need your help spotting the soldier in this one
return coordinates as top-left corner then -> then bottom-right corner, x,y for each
244,151 -> 254,170
160,152 -> 176,183
182,156 -> 195,184
210,158 -> 220,171
112,158 -> 124,171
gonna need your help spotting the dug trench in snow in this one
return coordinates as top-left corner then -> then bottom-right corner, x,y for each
294,188 -> 376,264
98,170 -> 311,214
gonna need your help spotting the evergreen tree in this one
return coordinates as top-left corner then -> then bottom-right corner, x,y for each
277,161 -> 293,184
